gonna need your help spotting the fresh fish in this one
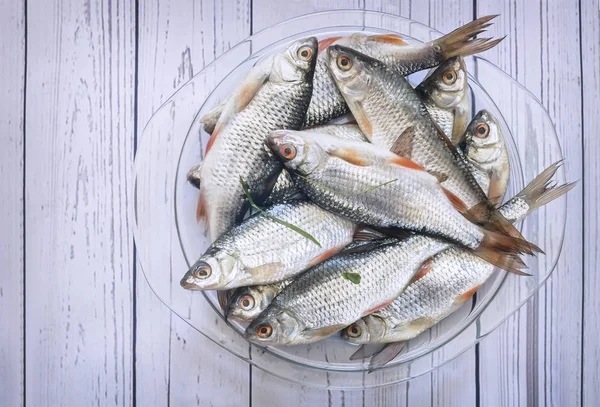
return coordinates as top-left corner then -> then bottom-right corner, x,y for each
224,236 -> 386,321
181,201 -> 357,290
245,235 -> 452,346
305,16 -> 503,126
307,123 -> 368,141
325,44 -> 528,243
195,37 -> 318,241
268,129 -> 533,272
416,57 -> 470,144
459,110 -> 510,204
342,162 -> 576,370
226,280 -> 292,322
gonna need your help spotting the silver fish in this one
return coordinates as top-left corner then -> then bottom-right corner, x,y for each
268,129 -> 531,272
245,235 -> 451,346
226,280 -> 292,322
342,162 -> 576,370
196,37 -> 318,241
304,16 -> 502,126
459,110 -> 510,204
416,57 -> 470,144
181,200 -> 357,290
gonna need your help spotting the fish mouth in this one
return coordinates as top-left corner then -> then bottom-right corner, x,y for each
180,271 -> 202,290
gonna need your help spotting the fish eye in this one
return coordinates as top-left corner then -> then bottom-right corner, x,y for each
346,324 -> 362,338
475,123 -> 490,138
193,264 -> 211,279
336,55 -> 353,71
279,144 -> 297,160
297,46 -> 313,61
257,324 -> 273,338
239,295 -> 255,311
442,69 -> 457,85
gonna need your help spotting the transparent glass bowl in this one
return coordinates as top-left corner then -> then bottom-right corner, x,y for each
133,11 -> 567,389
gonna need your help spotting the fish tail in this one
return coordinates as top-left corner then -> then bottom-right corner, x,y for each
431,15 -> 504,59
478,227 -> 539,256
473,246 -> 531,276
368,342 -> 407,373
516,160 -> 577,213
466,202 -> 543,255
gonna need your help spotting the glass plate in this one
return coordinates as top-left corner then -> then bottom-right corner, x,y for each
133,10 -> 567,389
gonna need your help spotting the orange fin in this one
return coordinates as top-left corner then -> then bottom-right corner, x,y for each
473,246 -> 530,275
455,284 -> 482,305
344,99 -> 373,140
387,155 -> 426,171
330,147 -> 373,166
409,258 -> 433,285
363,298 -> 396,316
389,126 -> 416,158
479,228 -> 539,256
487,169 -> 507,206
318,36 -> 342,53
303,324 -> 347,340
369,33 -> 408,46
307,246 -> 345,268
205,130 -> 219,154
442,187 -> 469,213
196,187 -> 208,224
246,262 -> 285,278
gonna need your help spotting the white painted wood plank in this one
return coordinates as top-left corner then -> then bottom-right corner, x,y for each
135,1 -> 251,406
582,2 -> 600,407
475,1 -> 584,406
24,1 -> 135,405
0,2 -> 25,407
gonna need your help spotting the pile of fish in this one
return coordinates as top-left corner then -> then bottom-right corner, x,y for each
181,16 -> 575,371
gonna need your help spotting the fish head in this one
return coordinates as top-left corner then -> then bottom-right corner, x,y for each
226,286 -> 272,322
341,315 -> 387,344
180,249 -> 243,290
271,37 -> 319,84
419,57 -> 467,109
245,306 -> 302,346
459,109 -> 504,162
267,130 -> 329,175
326,45 -> 381,101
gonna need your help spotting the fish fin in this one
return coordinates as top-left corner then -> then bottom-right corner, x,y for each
318,36 -> 342,53
353,227 -> 386,242
368,33 -> 408,46
330,147 -> 373,166
387,155 -> 427,171
349,344 -> 386,360
430,15 -> 504,59
364,298 -> 396,317
373,227 -> 414,241
205,130 -> 219,154
441,187 -> 470,213
343,241 -> 385,255
368,342 -> 407,372
196,187 -> 208,224
307,246 -> 346,268
344,99 -> 373,140
470,205 -> 543,254
218,290 -> 233,314
303,324 -> 347,340
186,163 -> 202,189
479,227 -> 539,256
473,246 -> 531,275
454,284 -> 483,305
246,262 -> 285,278
514,160 -> 577,212
199,98 -> 228,134
487,169 -> 506,206
389,126 -> 416,158
408,258 -> 433,285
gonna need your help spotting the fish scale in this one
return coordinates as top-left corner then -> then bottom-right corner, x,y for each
245,236 -> 451,345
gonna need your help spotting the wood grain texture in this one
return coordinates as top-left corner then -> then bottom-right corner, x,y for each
582,2 -> 599,407
0,1 -> 25,406
135,1 -> 251,406
475,1 -> 584,406
24,0 -> 135,405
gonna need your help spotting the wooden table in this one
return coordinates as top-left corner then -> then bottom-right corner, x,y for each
1,1 -> 596,405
